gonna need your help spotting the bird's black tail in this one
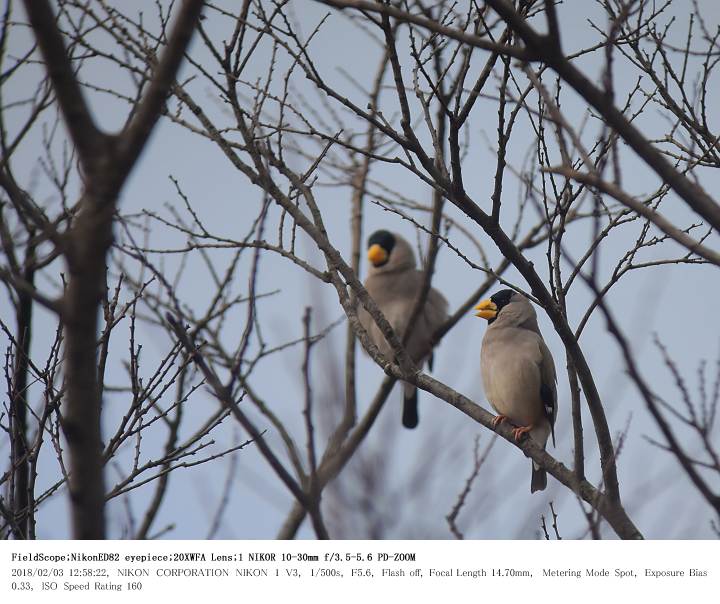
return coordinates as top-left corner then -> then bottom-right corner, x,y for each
402,385 -> 419,429
530,462 -> 547,493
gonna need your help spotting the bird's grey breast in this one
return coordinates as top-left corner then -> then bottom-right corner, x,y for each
481,327 -> 544,425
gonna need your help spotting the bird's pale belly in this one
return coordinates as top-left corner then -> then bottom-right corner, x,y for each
482,361 -> 542,426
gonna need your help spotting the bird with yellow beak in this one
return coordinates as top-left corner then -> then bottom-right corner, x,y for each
358,230 -> 448,429
475,289 -> 557,492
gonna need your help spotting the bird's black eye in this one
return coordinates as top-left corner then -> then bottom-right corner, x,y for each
490,289 -> 515,312
367,230 -> 396,255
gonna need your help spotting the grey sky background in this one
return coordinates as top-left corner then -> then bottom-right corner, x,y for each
2,0 -> 719,539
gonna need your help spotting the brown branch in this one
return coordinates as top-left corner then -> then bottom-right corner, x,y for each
486,0 -> 720,232
22,0 -> 205,540
20,0 -> 104,169
413,371 -> 642,539
165,313 -> 331,539
547,167 -> 720,266
446,435 -> 497,539
588,283 -> 720,515
8,240 -> 35,539
314,0 -> 535,61
114,0 -> 206,186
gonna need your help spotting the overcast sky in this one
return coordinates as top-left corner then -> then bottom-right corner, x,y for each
2,0 -> 719,539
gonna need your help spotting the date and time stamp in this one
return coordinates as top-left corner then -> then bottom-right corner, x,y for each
4,547 -> 712,595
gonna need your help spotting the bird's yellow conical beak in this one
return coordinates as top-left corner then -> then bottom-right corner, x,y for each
367,243 -> 388,266
474,299 -> 497,320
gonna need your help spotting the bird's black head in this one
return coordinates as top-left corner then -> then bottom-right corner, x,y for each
367,230 -> 396,267
478,289 -> 515,325
490,289 -> 515,313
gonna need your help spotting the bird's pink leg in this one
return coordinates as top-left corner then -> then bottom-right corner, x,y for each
511,424 -> 534,442
492,414 -> 507,429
